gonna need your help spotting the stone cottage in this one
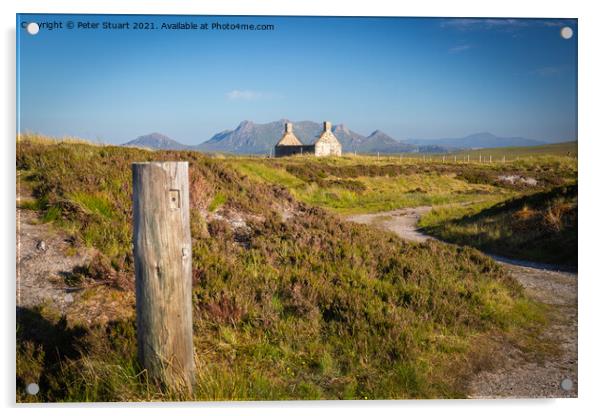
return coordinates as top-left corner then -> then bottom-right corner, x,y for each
274,121 -> 342,157
314,121 -> 342,157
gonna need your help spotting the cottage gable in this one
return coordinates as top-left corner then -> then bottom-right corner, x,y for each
276,122 -> 303,146
314,121 -> 342,157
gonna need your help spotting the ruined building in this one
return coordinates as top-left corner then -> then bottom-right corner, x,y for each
274,121 -> 342,157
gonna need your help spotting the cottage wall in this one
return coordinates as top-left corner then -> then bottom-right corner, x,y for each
275,144 -> 315,157
314,121 -> 342,157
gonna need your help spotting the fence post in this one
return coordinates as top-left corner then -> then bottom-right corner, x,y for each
132,161 -> 195,393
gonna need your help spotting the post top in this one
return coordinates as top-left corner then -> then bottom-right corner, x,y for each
132,161 -> 189,166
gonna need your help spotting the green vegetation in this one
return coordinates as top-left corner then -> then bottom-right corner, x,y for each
16,135 -> 568,401
444,141 -> 577,161
227,153 -> 576,215
419,185 -> 577,267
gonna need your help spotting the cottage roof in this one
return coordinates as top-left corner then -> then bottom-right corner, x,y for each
276,122 -> 303,146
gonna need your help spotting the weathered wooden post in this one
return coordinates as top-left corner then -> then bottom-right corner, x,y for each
132,161 -> 195,393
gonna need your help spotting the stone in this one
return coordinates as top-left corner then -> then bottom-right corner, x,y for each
314,121 -> 342,157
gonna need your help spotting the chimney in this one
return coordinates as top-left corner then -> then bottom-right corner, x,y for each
285,122 -> 293,133
323,121 -> 332,132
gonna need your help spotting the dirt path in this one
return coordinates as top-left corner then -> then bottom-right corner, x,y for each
16,208 -> 95,314
347,206 -> 578,398
17,206 -> 136,325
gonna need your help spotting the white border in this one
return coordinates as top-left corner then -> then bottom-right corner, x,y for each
3,1 -> 601,415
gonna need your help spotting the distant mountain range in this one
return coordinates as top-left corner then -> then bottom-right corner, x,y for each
122,120 -> 550,154
195,120 -> 417,154
406,132 -> 545,149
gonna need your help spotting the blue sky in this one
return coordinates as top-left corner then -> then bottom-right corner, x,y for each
17,14 -> 577,144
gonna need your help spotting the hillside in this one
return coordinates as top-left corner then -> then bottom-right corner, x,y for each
420,185 -> 578,266
16,135 -> 547,401
444,141 -> 578,160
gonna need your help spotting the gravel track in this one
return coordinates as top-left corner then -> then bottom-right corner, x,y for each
347,206 -> 578,398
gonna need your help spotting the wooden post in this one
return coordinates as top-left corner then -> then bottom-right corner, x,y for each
132,162 -> 195,393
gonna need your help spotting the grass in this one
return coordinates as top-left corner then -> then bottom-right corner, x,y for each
228,154 -> 575,215
16,135 -> 563,401
419,185 -> 577,266
445,141 -> 578,161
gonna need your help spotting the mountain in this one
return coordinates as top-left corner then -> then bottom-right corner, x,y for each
123,133 -> 190,150
123,127 -> 544,155
356,130 -> 415,153
195,120 -> 415,154
196,120 -> 298,154
407,132 -> 545,149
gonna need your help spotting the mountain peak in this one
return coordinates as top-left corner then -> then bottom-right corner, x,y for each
140,132 -> 170,141
368,129 -> 385,137
334,124 -> 351,135
123,132 -> 189,150
237,120 -> 254,129
466,132 -> 496,139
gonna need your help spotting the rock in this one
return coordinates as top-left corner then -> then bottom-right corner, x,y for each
36,240 -> 47,251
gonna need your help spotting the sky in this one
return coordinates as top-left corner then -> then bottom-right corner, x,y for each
17,14 -> 577,145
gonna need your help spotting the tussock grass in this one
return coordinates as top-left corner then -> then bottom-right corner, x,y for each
18,132 -> 101,146
420,185 -> 577,266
